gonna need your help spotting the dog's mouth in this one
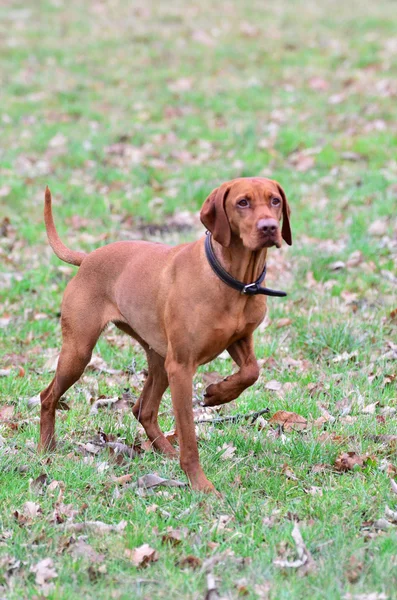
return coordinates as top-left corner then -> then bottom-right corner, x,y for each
258,233 -> 281,249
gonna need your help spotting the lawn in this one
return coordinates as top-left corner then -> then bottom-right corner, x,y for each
0,0 -> 396,598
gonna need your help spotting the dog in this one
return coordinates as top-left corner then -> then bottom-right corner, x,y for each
39,178 -> 291,492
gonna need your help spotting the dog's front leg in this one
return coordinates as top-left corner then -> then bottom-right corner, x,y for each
165,355 -> 215,492
203,335 -> 260,407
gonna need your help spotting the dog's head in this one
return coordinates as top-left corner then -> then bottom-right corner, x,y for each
200,177 -> 292,250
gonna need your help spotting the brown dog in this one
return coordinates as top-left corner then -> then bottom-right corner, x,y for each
40,178 -> 291,492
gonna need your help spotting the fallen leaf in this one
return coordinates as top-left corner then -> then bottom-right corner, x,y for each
390,479 -> 397,495
305,486 -> 323,496
205,572 -> 220,600
178,554 -> 202,569
334,452 -> 364,472
265,380 -> 283,391
30,557 -> 57,587
111,474 -> 133,486
125,543 -> 158,567
368,219 -> 388,236
275,318 -> 292,329
22,501 -> 42,520
29,473 -> 48,494
385,505 -> 397,523
269,410 -> 308,431
273,522 -> 316,575
282,464 -> 298,481
161,527 -> 187,546
0,405 -> 14,419
65,520 -> 127,535
217,442 -> 236,460
332,351 -> 358,363
362,402 -> 378,414
70,539 -> 105,563
345,555 -> 364,583
309,77 -> 329,91
137,474 -> 186,489
329,260 -> 345,271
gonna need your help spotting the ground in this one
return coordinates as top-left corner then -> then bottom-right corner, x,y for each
0,0 -> 396,598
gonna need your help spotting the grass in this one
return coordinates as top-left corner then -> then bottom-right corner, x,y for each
1,0 -> 396,598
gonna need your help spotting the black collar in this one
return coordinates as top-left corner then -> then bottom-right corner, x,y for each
204,233 -> 287,297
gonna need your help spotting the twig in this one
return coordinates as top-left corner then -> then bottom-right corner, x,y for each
195,408 -> 269,425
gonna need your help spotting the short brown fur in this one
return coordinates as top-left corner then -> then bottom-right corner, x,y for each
40,178 -> 291,492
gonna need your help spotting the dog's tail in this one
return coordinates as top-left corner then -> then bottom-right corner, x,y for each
44,187 -> 87,266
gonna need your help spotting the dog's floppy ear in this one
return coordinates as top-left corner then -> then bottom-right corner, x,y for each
200,184 -> 231,247
277,183 -> 292,246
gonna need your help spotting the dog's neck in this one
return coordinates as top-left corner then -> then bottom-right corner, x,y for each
211,237 -> 268,285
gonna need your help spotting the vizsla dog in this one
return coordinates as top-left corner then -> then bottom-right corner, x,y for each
40,178 -> 291,492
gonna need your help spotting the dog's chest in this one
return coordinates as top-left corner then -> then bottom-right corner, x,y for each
220,296 -> 267,337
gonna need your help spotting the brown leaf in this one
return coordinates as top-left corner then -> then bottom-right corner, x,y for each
205,572 -> 220,600
0,405 -> 14,420
265,380 -> 283,391
137,473 -> 186,489
269,410 -> 308,431
111,474 -> 133,486
23,501 -> 42,520
334,452 -> 364,472
309,77 -> 329,91
275,318 -> 292,329
273,522 -> 316,575
161,527 -> 187,546
125,543 -> 159,568
217,442 -> 236,460
282,464 -> 298,481
70,539 -> 105,563
178,554 -> 202,569
30,473 -> 48,494
65,520 -> 127,535
345,555 -> 363,583
30,557 -> 57,586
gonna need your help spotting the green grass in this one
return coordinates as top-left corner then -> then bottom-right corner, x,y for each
1,0 -> 396,598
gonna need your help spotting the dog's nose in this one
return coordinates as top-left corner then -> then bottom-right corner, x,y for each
257,218 -> 278,235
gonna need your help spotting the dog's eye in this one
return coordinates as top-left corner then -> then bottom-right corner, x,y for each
271,197 -> 281,207
237,198 -> 250,208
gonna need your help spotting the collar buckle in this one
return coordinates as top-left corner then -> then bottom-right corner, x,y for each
242,283 -> 259,295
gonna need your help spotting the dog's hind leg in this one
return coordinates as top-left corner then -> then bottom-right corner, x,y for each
132,349 -> 176,457
39,285 -> 108,451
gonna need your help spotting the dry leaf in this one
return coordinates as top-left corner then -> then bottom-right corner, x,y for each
178,554 -> 202,569
125,543 -> 159,567
362,402 -> 378,414
23,501 -> 42,520
265,380 -> 283,391
30,473 -> 48,494
334,452 -> 364,472
269,410 -> 308,431
161,527 -> 187,546
368,219 -> 388,236
273,522 -> 316,575
390,479 -> 397,495
0,405 -> 14,419
282,464 -> 298,481
111,474 -> 133,486
71,539 -> 105,563
65,520 -> 127,535
30,557 -> 57,586
275,318 -> 292,329
217,442 -> 236,460
137,473 -> 186,489
345,555 -> 364,583
205,572 -> 220,600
